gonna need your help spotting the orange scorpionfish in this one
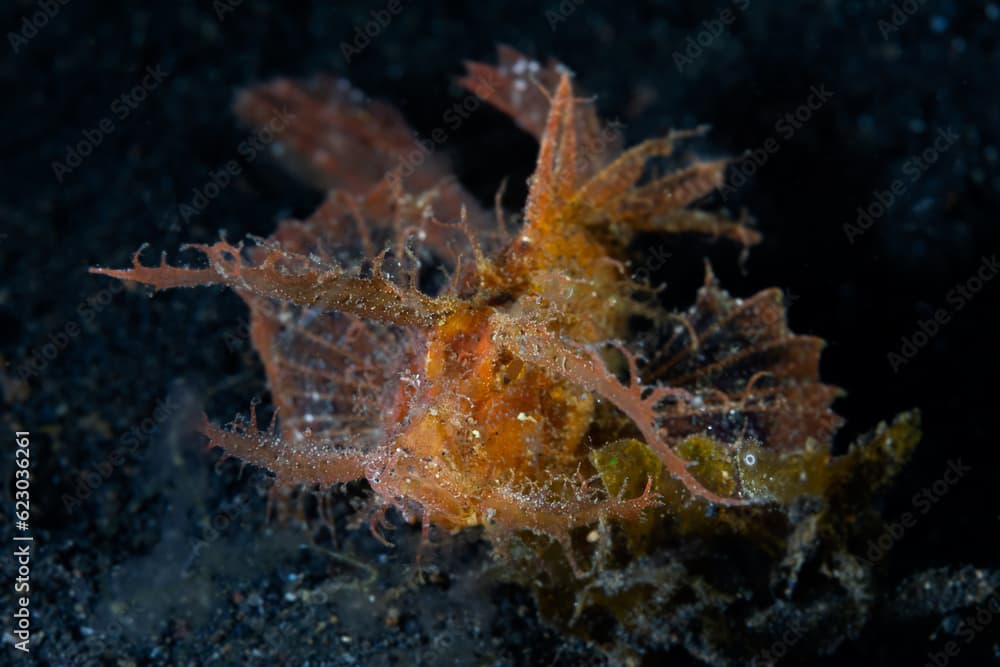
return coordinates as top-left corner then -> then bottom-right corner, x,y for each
92,47 -> 845,574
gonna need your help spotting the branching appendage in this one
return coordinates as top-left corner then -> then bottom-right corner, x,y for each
568,132 -> 762,247
199,403 -> 368,488
491,311 -> 751,508
90,239 -> 453,328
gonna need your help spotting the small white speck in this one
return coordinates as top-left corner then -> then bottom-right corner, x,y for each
743,453 -> 757,466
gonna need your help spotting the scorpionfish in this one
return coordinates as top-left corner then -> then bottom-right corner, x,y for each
92,46 -> 862,575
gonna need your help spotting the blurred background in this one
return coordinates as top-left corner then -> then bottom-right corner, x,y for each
1,1 -> 998,664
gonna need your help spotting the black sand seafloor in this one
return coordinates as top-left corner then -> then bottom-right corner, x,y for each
2,1 -> 1000,665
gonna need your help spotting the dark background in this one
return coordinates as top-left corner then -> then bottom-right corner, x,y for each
1,1 -> 998,665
